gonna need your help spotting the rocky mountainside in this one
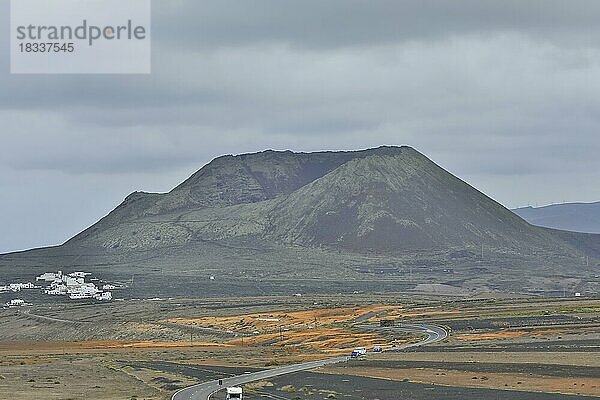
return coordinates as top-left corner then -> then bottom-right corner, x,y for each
264,150 -> 559,252
3,146 -> 599,296
68,148 -> 380,244
514,202 -> 600,234
56,146 -> 597,259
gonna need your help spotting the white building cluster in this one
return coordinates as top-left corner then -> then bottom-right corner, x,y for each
0,282 -> 35,293
37,270 -> 112,301
4,299 -> 30,307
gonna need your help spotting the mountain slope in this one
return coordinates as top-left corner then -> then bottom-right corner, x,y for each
3,146 -> 599,297
59,146 -> 597,260
68,148 -> 394,245
265,148 -> 578,254
514,202 -> 600,234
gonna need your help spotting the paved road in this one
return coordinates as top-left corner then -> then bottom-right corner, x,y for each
172,323 -> 448,400
360,323 -> 448,350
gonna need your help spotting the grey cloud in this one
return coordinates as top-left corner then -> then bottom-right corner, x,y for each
1,0 -> 600,252
152,1 -> 600,50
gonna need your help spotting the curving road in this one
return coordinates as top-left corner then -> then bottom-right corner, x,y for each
172,323 -> 448,400
360,323 -> 448,350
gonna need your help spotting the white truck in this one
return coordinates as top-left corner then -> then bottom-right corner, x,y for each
351,347 -> 367,358
226,387 -> 243,400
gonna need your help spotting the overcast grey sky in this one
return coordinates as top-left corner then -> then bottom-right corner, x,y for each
1,0 -> 600,253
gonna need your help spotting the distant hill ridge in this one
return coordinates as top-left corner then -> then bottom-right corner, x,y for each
514,202 -> 600,234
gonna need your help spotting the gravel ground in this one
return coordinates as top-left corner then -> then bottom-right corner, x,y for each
117,362 -> 600,400
249,371 -> 600,400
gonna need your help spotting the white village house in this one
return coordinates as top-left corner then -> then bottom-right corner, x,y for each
39,270 -> 112,302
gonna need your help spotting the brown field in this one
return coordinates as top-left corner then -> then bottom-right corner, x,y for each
374,351 -> 600,366
168,305 -> 404,353
320,366 -> 600,397
320,350 -> 600,396
0,356 -> 164,400
0,297 -> 598,399
0,341 -> 232,354
454,330 -> 530,340
228,328 -> 389,354
168,305 -> 393,332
